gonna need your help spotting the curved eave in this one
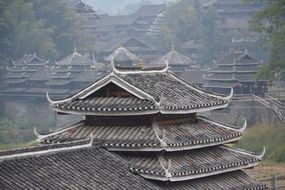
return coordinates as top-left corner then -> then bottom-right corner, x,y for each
34,121 -> 83,142
136,161 -> 260,182
222,145 -> 266,161
104,136 -> 242,152
200,117 -> 247,133
51,101 -> 229,116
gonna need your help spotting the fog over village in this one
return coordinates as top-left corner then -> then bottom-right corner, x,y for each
0,0 -> 284,189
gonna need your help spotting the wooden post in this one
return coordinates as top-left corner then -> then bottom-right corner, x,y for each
271,174 -> 277,190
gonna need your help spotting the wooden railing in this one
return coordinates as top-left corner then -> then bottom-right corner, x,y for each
260,174 -> 285,190
233,94 -> 285,122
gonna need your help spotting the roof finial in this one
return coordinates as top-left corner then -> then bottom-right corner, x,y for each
138,59 -> 144,69
74,46 -> 77,53
111,56 -> 116,72
158,156 -> 172,179
171,41 -> 175,52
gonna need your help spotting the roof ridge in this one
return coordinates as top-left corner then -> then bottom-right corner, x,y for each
0,139 -> 93,161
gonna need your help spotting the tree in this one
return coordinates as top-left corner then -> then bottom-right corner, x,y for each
28,0 -> 81,58
159,0 -> 200,49
250,0 -> 285,81
198,7 -> 222,65
0,0 -> 56,63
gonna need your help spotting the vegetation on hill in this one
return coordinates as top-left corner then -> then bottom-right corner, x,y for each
0,0 -> 85,71
250,0 -> 285,81
236,123 -> 285,163
159,0 -> 222,65
0,117 -> 56,148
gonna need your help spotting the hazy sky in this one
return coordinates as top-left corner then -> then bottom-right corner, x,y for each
85,0 -> 177,15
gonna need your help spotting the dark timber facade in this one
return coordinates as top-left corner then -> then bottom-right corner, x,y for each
0,59 -> 267,189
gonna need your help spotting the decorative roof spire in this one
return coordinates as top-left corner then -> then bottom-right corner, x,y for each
158,156 -> 172,179
171,42 -> 175,51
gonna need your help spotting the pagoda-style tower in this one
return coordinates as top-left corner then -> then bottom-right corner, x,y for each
38,57 -> 267,189
204,50 -> 268,95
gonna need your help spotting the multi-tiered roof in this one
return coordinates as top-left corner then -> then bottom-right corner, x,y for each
2,53 -> 48,96
204,50 -> 268,95
0,59 -> 267,189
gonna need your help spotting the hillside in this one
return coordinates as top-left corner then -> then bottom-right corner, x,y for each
86,0 -> 176,14
236,123 -> 285,163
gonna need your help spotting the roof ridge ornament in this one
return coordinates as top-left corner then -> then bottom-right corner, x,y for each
238,120 -> 247,133
153,120 -> 167,148
89,133 -> 94,146
112,58 -> 169,74
158,156 -> 172,179
256,147 -> 266,160
34,121 -> 84,142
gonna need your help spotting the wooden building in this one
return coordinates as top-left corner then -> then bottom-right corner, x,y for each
0,62 -> 268,189
153,48 -> 200,73
204,50 -> 268,95
98,4 -> 166,42
2,53 -> 49,97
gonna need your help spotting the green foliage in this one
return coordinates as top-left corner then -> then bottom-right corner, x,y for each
160,1 -> 199,49
0,0 -> 83,67
1,0 -> 56,60
28,0 -> 82,58
197,7 -> 222,65
250,0 -> 285,81
160,1 -> 221,65
0,116 -> 56,145
236,123 -> 285,163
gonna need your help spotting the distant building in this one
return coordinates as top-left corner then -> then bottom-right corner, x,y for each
97,38 -> 162,63
68,0 -> 99,51
204,50 -> 268,95
98,4 -> 166,41
48,49 -> 104,97
202,0 -> 269,60
2,53 -> 48,97
152,48 -> 203,87
153,48 -> 200,73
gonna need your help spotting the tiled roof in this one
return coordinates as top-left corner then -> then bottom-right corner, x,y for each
216,51 -> 258,66
0,142 -> 267,190
179,70 -> 205,84
56,51 -> 95,66
204,50 -> 264,85
0,143 -> 160,190
154,49 -> 196,66
155,170 -> 267,190
48,69 -> 232,115
13,54 -> 46,66
120,146 -> 261,181
117,72 -> 230,111
106,46 -> 140,63
55,96 -> 156,115
38,116 -> 244,151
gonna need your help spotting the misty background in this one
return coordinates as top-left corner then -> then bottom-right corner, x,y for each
85,0 -> 177,14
